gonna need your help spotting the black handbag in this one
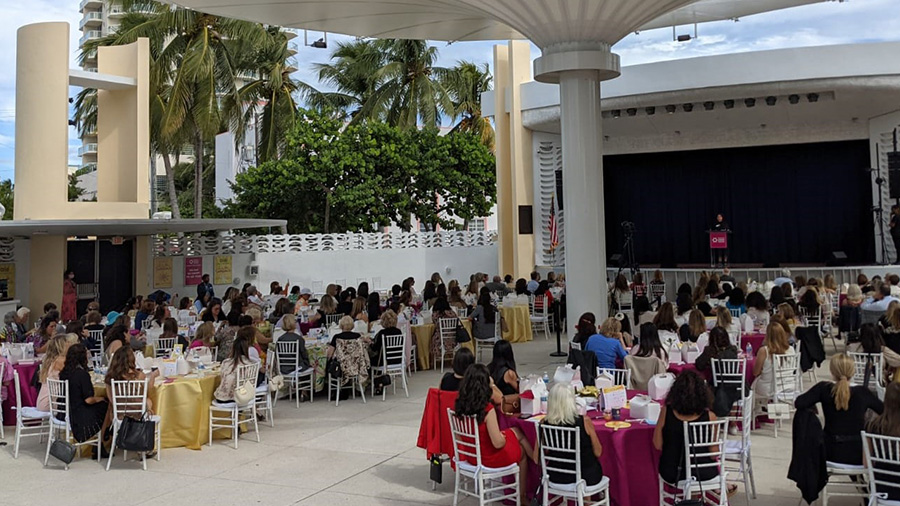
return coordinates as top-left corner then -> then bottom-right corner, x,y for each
455,323 -> 471,343
673,425 -> 706,506
326,357 -> 342,378
117,413 -> 156,452
49,439 -> 77,464
429,454 -> 442,484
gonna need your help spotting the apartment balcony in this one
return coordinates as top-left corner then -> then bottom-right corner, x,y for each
108,5 -> 126,17
79,30 -> 103,46
79,0 -> 102,13
83,49 -> 97,61
78,143 -> 98,156
79,11 -> 103,30
79,163 -> 98,174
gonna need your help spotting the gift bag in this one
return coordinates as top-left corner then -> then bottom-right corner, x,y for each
648,373 -> 675,401
668,344 -> 682,364
684,345 -> 699,365
594,370 -> 614,390
553,365 -> 576,385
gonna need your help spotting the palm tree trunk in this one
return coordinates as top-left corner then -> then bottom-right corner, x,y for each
324,190 -> 331,234
162,153 -> 181,219
193,132 -> 203,219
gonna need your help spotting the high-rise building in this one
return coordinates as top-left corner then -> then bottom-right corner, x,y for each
76,0 -> 110,177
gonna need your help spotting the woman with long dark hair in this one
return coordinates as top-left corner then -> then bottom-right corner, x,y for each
366,292 -> 382,323
573,312 -> 596,345
453,364 -> 535,504
631,323 -> 668,368
422,280 -> 437,306
469,287 -> 497,340
726,287 -> 747,315
487,340 -> 519,396
105,346 -> 159,413
514,278 -> 529,296
653,302 -> 679,349
59,343 -> 109,446
213,327 -> 259,403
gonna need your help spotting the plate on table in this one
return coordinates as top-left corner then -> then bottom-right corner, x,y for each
604,421 -> 631,431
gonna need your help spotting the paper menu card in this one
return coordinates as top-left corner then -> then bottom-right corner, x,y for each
601,385 -> 627,410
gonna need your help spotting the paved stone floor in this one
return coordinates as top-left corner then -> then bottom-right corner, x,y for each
0,334 -> 859,506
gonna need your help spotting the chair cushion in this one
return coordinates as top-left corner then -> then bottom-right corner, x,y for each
826,461 -> 866,472
456,459 -> 518,474
50,417 -> 67,426
724,440 -> 749,455
548,476 -> 610,494
255,384 -> 269,394
21,407 -> 50,419
211,400 -> 236,409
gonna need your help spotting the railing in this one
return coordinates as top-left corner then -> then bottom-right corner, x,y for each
79,0 -> 102,12
153,231 -> 498,257
79,11 -> 103,28
79,30 -> 103,45
78,143 -> 98,156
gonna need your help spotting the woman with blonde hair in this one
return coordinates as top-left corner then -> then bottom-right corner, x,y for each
350,297 -> 368,323
585,317 -> 627,370
777,303 -> 799,330
751,322 -> 797,400
309,294 -> 337,327
843,284 -> 864,308
795,353 -> 883,465
715,306 -> 741,337
540,383 -> 604,486
679,309 -> 709,350
36,335 -> 70,411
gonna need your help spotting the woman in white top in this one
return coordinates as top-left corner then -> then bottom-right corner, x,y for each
752,322 -> 797,399
652,302 -> 680,350
745,291 -> 770,330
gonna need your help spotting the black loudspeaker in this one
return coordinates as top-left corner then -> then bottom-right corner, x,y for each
609,254 -> 623,267
518,206 -> 533,235
827,251 -> 848,267
762,262 -> 780,268
889,152 -> 900,199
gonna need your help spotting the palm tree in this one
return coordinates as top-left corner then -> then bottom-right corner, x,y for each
442,61 -> 494,151
304,39 -> 387,120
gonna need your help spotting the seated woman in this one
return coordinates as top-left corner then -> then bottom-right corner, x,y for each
430,297 -> 460,362
634,296 -> 655,327
36,335 -> 70,412
214,310 -> 240,362
28,315 -> 58,354
514,278 -> 530,296
541,383 -> 604,487
572,312 -> 596,346
694,327 -> 741,416
798,288 -> 822,320
447,285 -> 467,312
693,285 -> 714,317
654,370 -> 729,491
715,306 -> 741,341
866,383 -> 900,501
487,340 -> 519,398
469,288 -> 498,341
350,297 -> 369,325
464,280 -> 480,308
104,325 -> 130,360
584,318 -> 627,370
679,310 -> 708,351
188,321 -> 214,351
847,323 -> 900,384
795,353 -> 884,466
534,280 -> 555,311
843,283 -> 864,308
752,322 -> 797,403
630,322 -> 669,369
440,347 -> 475,391
327,316 -> 368,359
453,364 -> 536,505
366,292 -> 382,325
745,291 -> 770,330
134,300 -> 155,332
276,315 -> 310,376
612,274 -> 631,306
422,280 -> 437,308
370,310 -> 403,393
308,294 -> 338,328
59,343 -> 109,454
776,303 -> 800,333
213,329 -> 259,403
631,272 -> 647,299
726,287 -> 747,315
105,346 -> 159,414
652,302 -> 679,349
148,304 -> 169,332
268,297 -> 291,325
674,294 -> 693,327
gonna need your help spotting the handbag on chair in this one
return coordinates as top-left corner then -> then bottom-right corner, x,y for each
455,323 -> 471,344
234,380 -> 255,406
117,413 -> 156,452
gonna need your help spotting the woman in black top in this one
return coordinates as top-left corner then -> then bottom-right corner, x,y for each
487,340 -> 518,396
336,289 -> 356,317
572,312 -> 596,345
795,353 -> 884,465
357,282 -> 369,300
440,348 -> 474,391
866,383 -> 900,501
370,310 -> 402,368
327,316 -> 367,359
654,370 -> 721,485
694,327 -> 741,416
366,292 -> 382,323
541,382 -> 604,486
514,278 -> 529,296
58,343 -> 109,443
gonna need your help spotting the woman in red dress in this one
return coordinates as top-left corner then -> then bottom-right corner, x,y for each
62,269 -> 77,323
453,364 -> 536,504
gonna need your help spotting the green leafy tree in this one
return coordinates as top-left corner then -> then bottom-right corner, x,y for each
442,61 -> 494,151
0,180 -> 13,220
68,173 -> 86,202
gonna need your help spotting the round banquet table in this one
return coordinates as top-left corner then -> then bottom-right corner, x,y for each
409,321 -> 475,370
499,305 -> 533,343
502,390 -> 660,506
94,372 -> 224,450
740,333 -> 765,355
2,361 -> 40,426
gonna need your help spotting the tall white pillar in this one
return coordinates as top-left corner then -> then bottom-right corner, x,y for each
534,44 -> 620,330
558,71 -> 608,325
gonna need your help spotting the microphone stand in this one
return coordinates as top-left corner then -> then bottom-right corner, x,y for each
550,298 -> 567,357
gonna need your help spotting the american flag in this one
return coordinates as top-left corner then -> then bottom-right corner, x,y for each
549,195 -> 559,252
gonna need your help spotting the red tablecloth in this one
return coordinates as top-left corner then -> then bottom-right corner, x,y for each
740,333 -> 765,355
2,361 -> 40,425
502,390 -> 659,506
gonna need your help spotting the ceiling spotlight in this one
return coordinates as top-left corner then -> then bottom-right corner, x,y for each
703,101 -> 715,111
625,108 -> 637,117
683,103 -> 694,112
807,93 -> 819,103
765,96 -> 777,106
612,109 -> 621,118
645,106 -> 656,115
744,98 -> 756,108
724,100 -> 735,109
789,94 -> 800,104
665,105 -> 676,114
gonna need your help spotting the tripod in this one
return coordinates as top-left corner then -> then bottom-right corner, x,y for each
872,146 -> 889,265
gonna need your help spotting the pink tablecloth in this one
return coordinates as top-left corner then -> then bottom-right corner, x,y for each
502,391 -> 660,506
668,356 -> 756,384
2,361 -> 40,425
740,333 -> 765,355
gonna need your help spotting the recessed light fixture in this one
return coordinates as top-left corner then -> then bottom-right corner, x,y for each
612,109 -> 621,118
703,101 -> 715,111
645,106 -> 656,115
788,94 -> 800,104
683,103 -> 694,112
765,96 -> 777,106
744,98 -> 756,108
807,93 -> 819,103
626,108 -> 637,117
665,105 -> 676,114
724,100 -> 735,109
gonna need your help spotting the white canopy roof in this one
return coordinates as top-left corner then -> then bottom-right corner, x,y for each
0,219 -> 286,237
166,0 -> 830,45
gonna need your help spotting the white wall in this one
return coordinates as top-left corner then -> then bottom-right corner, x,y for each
149,253 -> 255,300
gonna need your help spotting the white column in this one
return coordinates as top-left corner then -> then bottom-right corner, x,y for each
559,71 -> 607,327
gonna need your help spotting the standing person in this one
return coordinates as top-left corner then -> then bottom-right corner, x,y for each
711,213 -> 730,266
197,273 -> 214,303
62,269 -> 77,323
892,205 -> 900,264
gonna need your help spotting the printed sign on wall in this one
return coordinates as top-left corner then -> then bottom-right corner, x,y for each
184,256 -> 203,286
153,257 -> 173,288
214,255 -> 232,286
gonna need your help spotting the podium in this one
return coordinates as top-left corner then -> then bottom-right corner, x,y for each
708,229 -> 730,267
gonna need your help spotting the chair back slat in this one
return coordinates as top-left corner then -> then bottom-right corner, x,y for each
712,358 -> 747,391
237,362 -> 260,386
87,329 -> 104,354
156,337 -> 176,357
772,353 -> 800,395
47,378 -> 70,431
863,432 -> 900,501
382,333 -> 406,371
111,379 -> 149,420
453,306 -> 468,318
539,424 -> 581,484
276,340 -> 300,371
439,318 -> 458,339
598,367 -> 631,387
683,419 -> 728,476
649,282 -> 666,301
848,352 -> 884,388
448,409 -> 481,466
326,313 -> 344,327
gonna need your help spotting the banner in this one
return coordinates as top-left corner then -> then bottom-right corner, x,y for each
184,256 -> 204,286
153,257 -> 173,288
214,255 -> 232,286
0,263 -> 16,298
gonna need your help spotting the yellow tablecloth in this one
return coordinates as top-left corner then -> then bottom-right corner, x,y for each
499,305 -> 533,343
411,321 -> 475,370
95,373 -> 223,450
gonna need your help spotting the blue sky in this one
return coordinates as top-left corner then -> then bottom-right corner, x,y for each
1,0 -> 898,182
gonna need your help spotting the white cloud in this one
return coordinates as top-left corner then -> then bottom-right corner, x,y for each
0,133 -> 13,148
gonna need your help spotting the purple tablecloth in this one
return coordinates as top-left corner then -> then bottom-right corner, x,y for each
502,391 -> 660,506
2,361 -> 40,425
668,356 -> 756,384
740,333 -> 765,355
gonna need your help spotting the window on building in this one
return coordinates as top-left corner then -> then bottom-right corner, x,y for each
467,219 -> 486,232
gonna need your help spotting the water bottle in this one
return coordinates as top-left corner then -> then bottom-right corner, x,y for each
745,343 -> 753,357
542,371 -> 550,385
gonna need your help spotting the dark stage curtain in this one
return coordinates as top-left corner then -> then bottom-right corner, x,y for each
602,140 -> 875,265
